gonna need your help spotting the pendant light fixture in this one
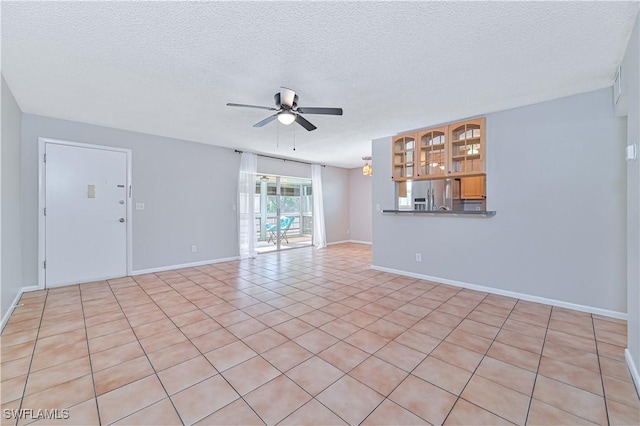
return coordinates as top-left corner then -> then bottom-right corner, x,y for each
362,156 -> 373,176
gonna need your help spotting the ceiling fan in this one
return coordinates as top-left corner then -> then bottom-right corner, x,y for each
226,87 -> 343,132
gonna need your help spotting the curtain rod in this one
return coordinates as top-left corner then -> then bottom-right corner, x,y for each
235,150 -> 325,167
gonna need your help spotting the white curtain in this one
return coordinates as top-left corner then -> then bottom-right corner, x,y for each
238,152 -> 257,258
311,164 -> 327,249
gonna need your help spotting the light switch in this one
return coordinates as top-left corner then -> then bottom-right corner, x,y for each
87,185 -> 96,198
627,144 -> 637,161
135,203 -> 145,210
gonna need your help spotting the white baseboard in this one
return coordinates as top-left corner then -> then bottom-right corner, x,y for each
131,256 -> 239,276
327,240 -> 372,246
626,349 -> 640,397
1,285 -> 40,332
348,240 -> 372,245
370,265 -> 627,320
327,240 -> 351,246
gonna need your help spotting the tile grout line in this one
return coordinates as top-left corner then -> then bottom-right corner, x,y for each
521,303 -> 552,425
78,284 -> 104,426
10,290 -> 48,426
593,313 -> 612,426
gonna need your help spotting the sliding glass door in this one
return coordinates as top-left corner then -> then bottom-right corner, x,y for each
255,175 -> 313,253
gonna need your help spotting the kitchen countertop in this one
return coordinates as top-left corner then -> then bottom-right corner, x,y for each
382,209 -> 496,217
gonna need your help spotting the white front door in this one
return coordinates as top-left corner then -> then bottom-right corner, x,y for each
45,142 -> 129,287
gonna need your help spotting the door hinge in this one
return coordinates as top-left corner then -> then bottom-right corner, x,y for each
44,207 -> 47,216
43,260 -> 46,269
44,153 -> 47,163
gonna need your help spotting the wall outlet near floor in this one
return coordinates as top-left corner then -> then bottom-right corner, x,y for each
135,203 -> 145,210
191,245 -> 197,253
415,253 -> 422,262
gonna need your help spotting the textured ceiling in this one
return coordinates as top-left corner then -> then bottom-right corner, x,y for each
2,1 -> 638,168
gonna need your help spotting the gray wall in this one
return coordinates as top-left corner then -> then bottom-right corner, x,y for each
349,168 -> 372,243
2,76 -> 24,319
21,114 -> 240,282
621,13 -> 640,384
322,166 -> 351,244
372,88 -> 627,313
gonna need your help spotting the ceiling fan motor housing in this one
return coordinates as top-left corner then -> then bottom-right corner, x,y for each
274,92 -> 298,109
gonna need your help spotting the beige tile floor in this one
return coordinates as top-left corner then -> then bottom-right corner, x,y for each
1,243 -> 639,425
256,236 -> 313,254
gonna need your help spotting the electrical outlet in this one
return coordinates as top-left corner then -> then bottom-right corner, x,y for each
191,245 -> 197,253
415,253 -> 422,262
135,203 -> 145,210
376,204 -> 381,211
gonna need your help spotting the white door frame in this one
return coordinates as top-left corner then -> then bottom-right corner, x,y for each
37,137 -> 133,289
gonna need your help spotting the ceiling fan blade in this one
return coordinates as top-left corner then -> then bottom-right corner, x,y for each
295,114 -> 317,131
227,103 -> 276,111
253,115 -> 278,127
280,87 -> 296,108
296,107 -> 343,115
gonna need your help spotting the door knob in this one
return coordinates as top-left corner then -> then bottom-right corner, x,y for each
119,218 -> 125,223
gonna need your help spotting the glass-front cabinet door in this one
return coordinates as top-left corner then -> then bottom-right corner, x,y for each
449,118 -> 485,176
392,133 -> 416,181
418,127 -> 447,179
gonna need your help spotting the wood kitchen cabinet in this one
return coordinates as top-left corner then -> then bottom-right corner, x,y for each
418,126 -> 448,179
461,176 -> 485,199
392,117 -> 485,181
449,118 -> 485,177
392,133 -> 417,181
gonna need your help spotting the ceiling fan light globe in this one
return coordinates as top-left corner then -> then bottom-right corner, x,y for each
277,111 -> 296,125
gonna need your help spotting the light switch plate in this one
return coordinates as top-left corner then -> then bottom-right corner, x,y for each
627,144 -> 637,161
135,203 -> 145,210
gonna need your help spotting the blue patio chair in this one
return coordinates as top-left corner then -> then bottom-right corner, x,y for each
265,217 -> 295,244
265,222 -> 278,244
279,216 -> 295,244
